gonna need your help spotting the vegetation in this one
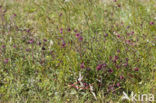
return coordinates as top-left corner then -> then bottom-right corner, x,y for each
0,0 -> 155,102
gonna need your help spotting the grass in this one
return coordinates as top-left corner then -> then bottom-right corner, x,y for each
0,0 -> 156,102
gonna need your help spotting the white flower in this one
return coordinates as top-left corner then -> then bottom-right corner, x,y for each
65,0 -> 70,2
50,40 -> 54,46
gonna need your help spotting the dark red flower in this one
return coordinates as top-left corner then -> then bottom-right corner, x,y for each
120,75 -> 124,80
67,28 -> 71,32
80,62 -> 85,69
150,22 -> 154,25
4,59 -> 9,64
42,47 -> 46,50
62,41 -> 66,47
79,36 -> 83,41
108,69 -> 113,73
104,33 -> 108,37
28,39 -> 34,44
2,45 -> 6,49
134,67 -> 139,71
116,83 -> 120,87
26,48 -> 31,52
96,64 -> 103,71
60,28 -> 63,34
75,33 -> 80,38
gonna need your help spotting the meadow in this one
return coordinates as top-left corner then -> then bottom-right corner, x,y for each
0,0 -> 156,102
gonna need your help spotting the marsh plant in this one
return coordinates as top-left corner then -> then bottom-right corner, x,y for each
0,0 -> 156,102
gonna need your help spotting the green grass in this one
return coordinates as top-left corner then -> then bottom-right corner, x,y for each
0,0 -> 156,102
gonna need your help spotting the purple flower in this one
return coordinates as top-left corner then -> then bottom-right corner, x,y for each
26,48 -> 31,52
38,41 -> 42,45
117,49 -> 120,53
117,34 -> 121,38
134,67 -> 139,71
120,75 -> 124,80
75,33 -> 80,38
127,26 -> 130,29
4,59 -> 9,64
67,28 -> 71,32
43,39 -> 47,42
125,58 -> 129,62
28,39 -> 34,44
96,64 -> 103,71
13,45 -> 16,48
79,36 -> 83,41
150,22 -> 154,25
80,62 -> 85,69
104,33 -> 108,37
62,41 -> 66,47
13,13 -> 17,17
74,30 -> 78,33
60,28 -> 63,34
116,83 -> 120,87
42,47 -> 46,50
123,63 -> 128,67
59,13 -> 62,16
2,45 -> 6,49
26,29 -> 31,33
116,65 -> 120,69
108,85 -> 114,91
86,68 -> 91,71
108,69 -> 113,73
131,31 -> 134,35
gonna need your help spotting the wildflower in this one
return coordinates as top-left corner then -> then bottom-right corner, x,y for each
60,28 -> 63,34
127,26 -> 130,29
59,13 -> 62,16
116,65 -> 120,69
75,33 -> 80,38
123,63 -> 128,67
74,29 -> 78,33
115,56 -> 119,60
86,68 -> 91,71
108,69 -> 113,73
43,39 -> 47,42
120,75 -> 124,80
13,13 -> 17,17
79,36 -> 83,41
26,48 -> 31,52
38,41 -> 42,45
117,34 -> 121,38
50,40 -> 54,46
104,33 -> 108,37
116,83 -> 120,87
2,45 -> 6,49
62,41 -> 66,47
134,67 -> 139,71
80,62 -> 85,69
13,45 -> 16,48
131,31 -> 134,35
65,0 -> 70,2
26,29 -> 31,33
108,85 -> 114,91
125,58 -> 129,62
150,22 -> 154,25
117,49 -> 120,53
28,39 -> 34,44
4,59 -> 9,64
42,47 -> 46,50
67,28 -> 71,32
96,64 -> 103,71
